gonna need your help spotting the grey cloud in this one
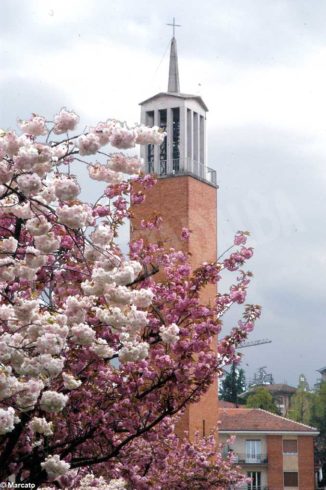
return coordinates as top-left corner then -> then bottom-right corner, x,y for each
0,0 -> 325,388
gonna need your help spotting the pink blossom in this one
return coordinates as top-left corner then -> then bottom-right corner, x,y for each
109,125 -> 137,149
77,133 -> 101,155
53,108 -> 79,134
234,231 -> 248,246
181,227 -> 191,240
54,175 -> 80,201
17,173 -> 42,196
19,114 -> 47,136
107,153 -> 143,174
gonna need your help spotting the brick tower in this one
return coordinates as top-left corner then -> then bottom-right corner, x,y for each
131,30 -> 218,441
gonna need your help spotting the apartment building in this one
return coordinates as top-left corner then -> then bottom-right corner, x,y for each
219,406 -> 319,490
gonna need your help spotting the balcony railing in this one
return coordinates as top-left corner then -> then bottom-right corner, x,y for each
146,159 -> 217,186
231,453 -> 268,465
235,487 -> 269,490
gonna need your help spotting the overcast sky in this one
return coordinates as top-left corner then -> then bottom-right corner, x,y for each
1,0 -> 325,388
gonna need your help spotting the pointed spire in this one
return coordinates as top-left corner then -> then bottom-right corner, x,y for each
168,37 -> 180,93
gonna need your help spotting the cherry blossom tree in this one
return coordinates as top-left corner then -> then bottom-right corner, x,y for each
0,110 -> 260,488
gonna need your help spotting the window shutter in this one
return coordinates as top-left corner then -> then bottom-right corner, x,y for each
284,471 -> 298,486
283,439 -> 298,453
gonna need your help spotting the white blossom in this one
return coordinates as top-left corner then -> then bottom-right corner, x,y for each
34,232 -> 60,254
91,224 -> 113,245
16,379 -> 44,411
30,417 -> 53,436
90,339 -> 115,359
0,407 -> 20,435
41,454 -> 70,480
131,288 -> 154,308
40,391 -> 68,413
159,323 -> 180,345
26,215 -> 51,236
57,204 -> 92,229
0,237 -> 18,254
62,373 -> 81,390
119,341 -> 149,363
70,323 -> 96,346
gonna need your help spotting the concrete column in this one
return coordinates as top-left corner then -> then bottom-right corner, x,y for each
204,115 -> 207,169
154,110 -> 160,174
180,105 -> 186,172
193,112 -> 200,175
187,109 -> 193,173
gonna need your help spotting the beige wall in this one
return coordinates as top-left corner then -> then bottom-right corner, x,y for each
219,434 -> 268,489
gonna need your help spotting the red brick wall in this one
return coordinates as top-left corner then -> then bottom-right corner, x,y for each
298,436 -> 315,490
267,435 -> 284,490
131,175 -> 218,441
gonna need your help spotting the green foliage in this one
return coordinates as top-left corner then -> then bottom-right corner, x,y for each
311,381 -> 326,485
246,387 -> 279,414
311,381 -> 326,430
288,375 -> 314,425
220,364 -> 246,404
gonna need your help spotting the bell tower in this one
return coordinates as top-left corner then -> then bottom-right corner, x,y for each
132,24 -> 218,441
139,27 -> 216,186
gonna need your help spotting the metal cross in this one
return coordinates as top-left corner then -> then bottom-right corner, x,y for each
166,17 -> 181,37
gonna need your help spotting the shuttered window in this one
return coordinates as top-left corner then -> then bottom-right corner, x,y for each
283,439 -> 298,454
284,471 -> 298,486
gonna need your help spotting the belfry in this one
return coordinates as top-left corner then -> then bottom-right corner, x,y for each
132,25 -> 219,440
139,28 -> 216,186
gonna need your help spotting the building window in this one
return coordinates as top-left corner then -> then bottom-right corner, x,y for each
159,110 -> 167,174
146,111 -> 154,172
246,440 -> 262,463
284,471 -> 298,487
247,471 -> 261,490
283,439 -> 298,454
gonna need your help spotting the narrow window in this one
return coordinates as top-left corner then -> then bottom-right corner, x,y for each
247,471 -> 261,490
159,109 -> 167,175
146,111 -> 154,172
202,419 -> 206,437
246,440 -> 262,463
172,107 -> 180,172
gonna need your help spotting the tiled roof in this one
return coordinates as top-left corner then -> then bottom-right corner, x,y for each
219,408 -> 318,434
219,400 -> 237,408
262,383 -> 296,394
239,383 -> 296,399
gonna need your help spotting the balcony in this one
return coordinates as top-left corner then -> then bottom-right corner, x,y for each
231,453 -> 268,465
235,487 -> 269,490
146,159 -> 217,186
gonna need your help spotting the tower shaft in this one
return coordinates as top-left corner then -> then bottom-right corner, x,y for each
131,176 -> 218,440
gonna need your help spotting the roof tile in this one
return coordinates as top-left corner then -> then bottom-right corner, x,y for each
219,408 -> 318,433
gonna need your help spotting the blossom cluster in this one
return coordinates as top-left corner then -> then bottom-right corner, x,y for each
0,110 -> 260,488
0,110 -> 167,484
